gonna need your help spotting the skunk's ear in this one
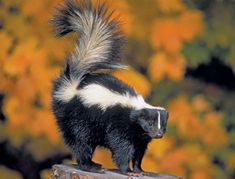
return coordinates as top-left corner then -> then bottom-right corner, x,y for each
130,109 -> 148,121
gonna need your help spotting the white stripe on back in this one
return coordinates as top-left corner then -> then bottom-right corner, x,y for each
77,84 -> 165,110
54,82 -> 166,111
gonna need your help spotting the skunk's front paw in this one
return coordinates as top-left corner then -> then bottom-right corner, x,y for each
133,166 -> 144,173
78,161 -> 104,173
90,161 -> 102,169
127,171 -> 143,177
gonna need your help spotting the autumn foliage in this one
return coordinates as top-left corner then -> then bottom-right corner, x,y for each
0,0 -> 235,179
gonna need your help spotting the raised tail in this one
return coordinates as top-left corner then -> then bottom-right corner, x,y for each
52,0 -> 126,80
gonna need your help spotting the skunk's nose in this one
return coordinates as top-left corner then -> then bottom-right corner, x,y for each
155,131 -> 163,138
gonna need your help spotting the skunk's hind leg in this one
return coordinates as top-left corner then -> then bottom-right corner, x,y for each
73,142 -> 103,173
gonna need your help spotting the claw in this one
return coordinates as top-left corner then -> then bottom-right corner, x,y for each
127,172 -> 143,177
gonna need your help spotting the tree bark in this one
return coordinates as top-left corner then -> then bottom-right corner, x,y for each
52,164 -> 182,179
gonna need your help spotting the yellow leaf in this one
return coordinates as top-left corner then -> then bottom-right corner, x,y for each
202,112 -> 228,145
155,0 -> 186,12
93,148 -> 115,168
191,170 -> 211,179
148,137 -> 174,160
40,169 -> 51,179
0,166 -> 22,179
0,32 -> 13,61
142,156 -> 160,172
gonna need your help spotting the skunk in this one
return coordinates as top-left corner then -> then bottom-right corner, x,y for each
51,0 -> 169,174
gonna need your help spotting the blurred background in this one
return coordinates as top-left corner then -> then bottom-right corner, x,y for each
0,0 -> 235,178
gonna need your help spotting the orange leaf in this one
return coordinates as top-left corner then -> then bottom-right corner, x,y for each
113,69 -> 151,97
191,170 -> 211,179
149,52 -> 168,82
179,10 -> 203,41
151,9 -> 203,53
166,54 -> 186,81
148,52 -> 186,82
151,19 -> 182,53
192,95 -> 210,113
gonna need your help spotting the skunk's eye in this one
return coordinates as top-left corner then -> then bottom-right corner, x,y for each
149,122 -> 153,126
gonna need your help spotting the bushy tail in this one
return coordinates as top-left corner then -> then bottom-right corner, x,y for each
52,0 -> 126,80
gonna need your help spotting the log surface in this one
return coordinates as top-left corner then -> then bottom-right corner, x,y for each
52,164 -> 182,179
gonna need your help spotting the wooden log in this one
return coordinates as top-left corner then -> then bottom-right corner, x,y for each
52,164 -> 182,179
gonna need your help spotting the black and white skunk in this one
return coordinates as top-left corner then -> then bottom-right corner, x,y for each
51,0 -> 169,174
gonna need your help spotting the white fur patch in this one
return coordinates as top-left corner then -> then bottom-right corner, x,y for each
53,78 -> 78,102
76,84 -> 166,111
70,8 -> 125,73
54,82 -> 166,111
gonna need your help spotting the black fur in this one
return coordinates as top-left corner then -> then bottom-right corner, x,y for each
52,95 -> 152,173
80,73 -> 138,97
52,74 -> 168,173
51,0 -> 169,174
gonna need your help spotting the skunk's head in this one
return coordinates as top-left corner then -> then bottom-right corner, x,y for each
130,108 -> 169,139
